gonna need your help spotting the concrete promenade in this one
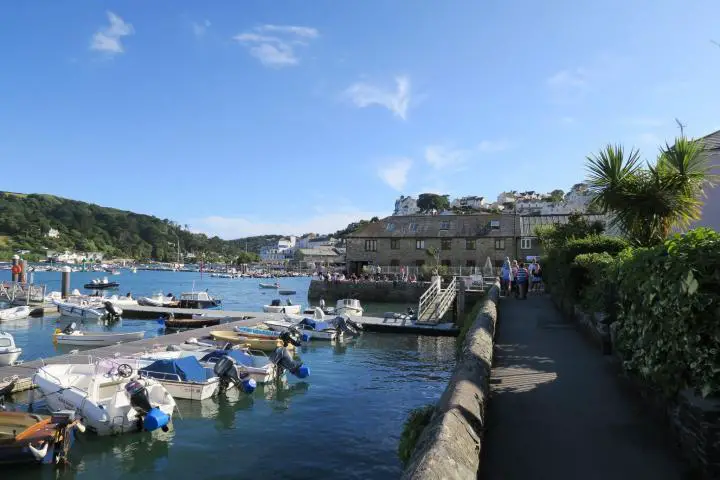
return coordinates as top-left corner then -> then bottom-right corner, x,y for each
481,295 -> 690,480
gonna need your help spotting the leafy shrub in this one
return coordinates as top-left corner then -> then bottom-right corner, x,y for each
614,228 -> 720,397
573,252 -> 616,314
398,404 -> 435,465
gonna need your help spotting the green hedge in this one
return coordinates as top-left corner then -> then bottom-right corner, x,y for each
613,228 -> 720,397
573,252 -> 616,314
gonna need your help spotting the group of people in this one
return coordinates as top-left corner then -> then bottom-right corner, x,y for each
500,257 -> 542,299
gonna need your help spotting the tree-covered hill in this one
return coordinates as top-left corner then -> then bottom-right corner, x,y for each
0,191 -> 282,262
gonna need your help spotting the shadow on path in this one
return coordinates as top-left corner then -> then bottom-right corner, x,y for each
480,295 -> 690,480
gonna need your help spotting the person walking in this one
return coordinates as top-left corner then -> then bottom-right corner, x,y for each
501,257 -> 512,297
516,262 -> 530,299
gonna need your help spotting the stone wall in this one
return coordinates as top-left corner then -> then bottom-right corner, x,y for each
401,282 -> 500,480
308,280 -> 429,303
551,292 -> 720,479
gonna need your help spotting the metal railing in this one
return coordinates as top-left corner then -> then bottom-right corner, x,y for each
417,276 -> 458,324
0,281 -> 47,305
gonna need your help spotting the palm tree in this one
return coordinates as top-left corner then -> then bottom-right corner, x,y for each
586,137 -> 717,246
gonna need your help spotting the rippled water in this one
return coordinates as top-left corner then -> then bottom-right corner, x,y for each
1,270 -> 455,479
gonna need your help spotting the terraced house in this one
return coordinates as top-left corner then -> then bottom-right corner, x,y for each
345,214 -> 518,274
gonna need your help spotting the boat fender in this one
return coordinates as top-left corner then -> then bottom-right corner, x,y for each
301,333 -> 311,342
295,366 -> 310,379
240,378 -> 257,394
28,441 -> 49,462
143,407 -> 170,432
75,421 -> 86,433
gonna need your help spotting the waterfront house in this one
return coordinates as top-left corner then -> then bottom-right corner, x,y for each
345,214 -> 518,274
293,246 -> 345,269
694,129 -> 720,231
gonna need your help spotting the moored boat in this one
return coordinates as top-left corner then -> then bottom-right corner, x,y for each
0,306 -> 31,322
52,300 -> 108,321
259,282 -> 280,289
0,411 -> 85,466
53,323 -> 144,346
0,332 -> 22,366
33,359 -> 176,436
335,298 -> 364,317
178,291 -> 221,309
264,318 -> 339,341
160,313 -> 223,329
137,292 -> 179,308
209,331 -> 296,352
83,277 -> 120,290
263,299 -> 301,314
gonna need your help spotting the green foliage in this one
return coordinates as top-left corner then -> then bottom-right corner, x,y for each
548,189 -> 565,202
573,252 -> 616,314
586,138 -> 718,246
417,193 -> 450,213
535,212 -> 605,250
0,191 -> 281,261
613,228 -> 720,398
235,251 -> 261,264
398,404 -> 435,465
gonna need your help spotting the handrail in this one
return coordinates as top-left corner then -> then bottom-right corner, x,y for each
418,276 -> 458,323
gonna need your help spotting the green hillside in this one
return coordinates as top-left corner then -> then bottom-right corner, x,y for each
0,191 -> 280,262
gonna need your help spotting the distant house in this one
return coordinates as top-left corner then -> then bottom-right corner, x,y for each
46,228 -> 60,238
293,247 -> 345,269
451,196 -> 485,211
260,236 -> 297,262
694,129 -> 720,231
393,196 -> 420,216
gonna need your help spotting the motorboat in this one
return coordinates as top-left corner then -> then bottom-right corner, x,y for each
0,411 -> 85,466
259,282 -> 280,289
106,294 -> 138,307
137,292 -> 179,308
0,306 -> 31,322
278,290 -> 296,295
53,323 -> 145,347
83,277 -> 120,290
263,299 -> 301,315
33,358 -> 176,436
159,312 -> 224,329
123,356 -> 255,400
209,331 -> 295,352
52,299 -> 108,321
335,298 -> 364,317
179,291 -> 222,309
0,332 -> 22,366
264,318 -> 339,341
0,376 -> 18,399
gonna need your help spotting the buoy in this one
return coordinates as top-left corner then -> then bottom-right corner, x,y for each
296,366 -> 310,378
11,264 -> 21,275
301,333 -> 311,342
241,378 -> 257,394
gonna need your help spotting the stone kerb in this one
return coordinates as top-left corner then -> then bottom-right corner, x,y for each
401,281 -> 500,480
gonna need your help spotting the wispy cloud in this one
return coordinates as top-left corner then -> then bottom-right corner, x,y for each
546,54 -> 630,102
477,140 -> 511,153
90,12 -> 134,56
622,116 -> 665,128
193,209 -> 386,238
547,68 -> 589,89
377,157 -> 412,190
234,24 -> 319,67
637,132 -> 662,146
424,145 -> 471,169
345,76 -> 411,120
192,20 -> 211,38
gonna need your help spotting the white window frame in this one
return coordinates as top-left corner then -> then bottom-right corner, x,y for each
521,238 -> 532,250
415,239 -> 425,250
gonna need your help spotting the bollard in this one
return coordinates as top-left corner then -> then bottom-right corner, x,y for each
61,266 -> 71,299
19,259 -> 28,283
11,255 -> 20,282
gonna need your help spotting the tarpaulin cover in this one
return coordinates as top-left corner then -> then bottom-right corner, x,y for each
139,356 -> 207,382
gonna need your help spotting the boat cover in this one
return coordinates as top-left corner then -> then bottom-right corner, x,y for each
139,356 -> 207,382
199,349 -> 254,367
298,318 -> 332,331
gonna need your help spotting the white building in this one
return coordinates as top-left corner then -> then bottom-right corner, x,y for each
496,191 -> 517,204
46,228 -> 60,238
260,236 -> 297,262
393,196 -> 420,215
46,250 -> 105,263
451,196 -> 485,210
564,183 -> 593,212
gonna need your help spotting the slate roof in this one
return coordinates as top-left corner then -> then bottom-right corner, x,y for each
296,247 -> 341,257
699,129 -> 720,151
348,215 -> 518,238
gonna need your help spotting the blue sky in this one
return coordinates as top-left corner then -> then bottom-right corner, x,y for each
1,1 -> 719,239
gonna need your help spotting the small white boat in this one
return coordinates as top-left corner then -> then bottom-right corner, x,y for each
34,359 -> 176,436
53,300 -> 107,320
137,292 -> 176,307
53,324 -> 145,346
336,298 -> 364,317
263,299 -> 301,314
0,332 -> 22,366
0,306 -> 31,322
259,282 -> 280,289
106,294 -> 138,307
264,318 -> 339,341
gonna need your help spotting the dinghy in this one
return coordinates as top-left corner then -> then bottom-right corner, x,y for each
34,359 -> 176,436
159,313 -> 223,329
209,331 -> 296,352
0,411 -> 85,466
335,298 -> 364,317
0,332 -> 22,366
137,292 -> 179,308
83,277 -> 120,290
52,323 -> 144,346
278,290 -> 296,295
52,300 -> 108,321
259,282 -> 280,289
0,306 -> 30,322
264,318 -> 339,341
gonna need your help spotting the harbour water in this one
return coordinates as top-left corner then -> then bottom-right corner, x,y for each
1,270 -> 456,479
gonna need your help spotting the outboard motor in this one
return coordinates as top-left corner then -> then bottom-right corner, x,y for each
124,380 -> 170,432
213,355 -> 257,394
280,328 -> 304,347
62,322 -> 77,335
104,301 -> 123,319
270,346 -> 310,379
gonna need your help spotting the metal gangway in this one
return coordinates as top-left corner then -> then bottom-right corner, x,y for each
416,276 -> 458,324
0,281 -> 47,305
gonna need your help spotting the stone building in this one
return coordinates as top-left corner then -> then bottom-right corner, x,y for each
345,214 -> 518,274
695,129 -> 720,231
293,246 -> 345,269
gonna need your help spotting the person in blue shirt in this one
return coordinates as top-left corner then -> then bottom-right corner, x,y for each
500,257 -> 513,297
515,262 -> 530,299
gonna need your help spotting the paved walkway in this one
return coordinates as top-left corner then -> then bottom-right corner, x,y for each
481,295 -> 690,480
